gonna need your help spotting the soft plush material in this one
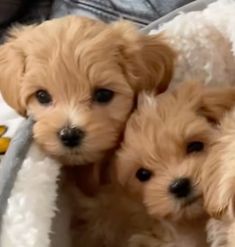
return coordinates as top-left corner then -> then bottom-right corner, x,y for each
0,119 -> 61,247
150,0 -> 235,87
1,0 -> 235,246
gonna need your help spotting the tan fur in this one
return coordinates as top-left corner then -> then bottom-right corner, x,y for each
0,16 -> 175,165
110,82 -> 235,246
66,185 -> 207,247
202,111 -> 235,218
202,108 -> 235,247
66,184 -> 176,247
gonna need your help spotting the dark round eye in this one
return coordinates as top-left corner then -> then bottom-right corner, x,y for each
136,168 -> 152,182
35,90 -> 52,105
186,141 -> 204,154
93,88 -> 114,104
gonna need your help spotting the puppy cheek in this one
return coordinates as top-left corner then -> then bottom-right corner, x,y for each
82,95 -> 134,155
82,132 -> 117,163
26,99 -> 47,120
33,120 -> 62,156
85,117 -> 125,152
27,101 -> 61,155
144,178 -> 175,219
125,178 -> 174,218
125,180 -> 144,201
109,96 -> 134,122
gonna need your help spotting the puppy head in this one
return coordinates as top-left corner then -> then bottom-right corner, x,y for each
202,110 -> 235,220
113,82 -> 235,221
0,16 -> 174,165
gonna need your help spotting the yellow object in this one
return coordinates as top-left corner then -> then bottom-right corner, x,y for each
0,137 -> 10,154
0,125 -> 10,154
0,125 -> 7,136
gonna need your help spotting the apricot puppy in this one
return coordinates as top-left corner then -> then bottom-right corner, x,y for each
113,82 -> 235,246
0,16 -> 174,165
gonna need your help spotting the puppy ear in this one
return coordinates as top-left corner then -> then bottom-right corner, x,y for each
0,25 -> 33,115
111,21 -> 175,94
203,127 -> 235,220
200,87 -> 235,123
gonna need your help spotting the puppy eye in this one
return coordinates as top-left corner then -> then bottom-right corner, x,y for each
93,88 -> 114,104
35,90 -> 52,105
186,141 -> 204,154
136,168 -> 152,182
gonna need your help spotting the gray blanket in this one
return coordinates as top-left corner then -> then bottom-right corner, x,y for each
0,118 -> 33,232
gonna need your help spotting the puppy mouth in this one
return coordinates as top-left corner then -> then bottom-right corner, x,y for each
182,194 -> 202,207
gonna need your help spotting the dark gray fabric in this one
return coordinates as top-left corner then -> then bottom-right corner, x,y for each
50,0 -> 195,27
0,118 -> 33,233
148,0 -> 197,16
0,0 -> 196,40
142,0 -> 217,33
0,0 -> 53,43
0,0 -> 28,26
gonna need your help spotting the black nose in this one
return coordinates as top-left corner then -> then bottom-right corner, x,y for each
169,178 -> 191,198
58,127 -> 84,148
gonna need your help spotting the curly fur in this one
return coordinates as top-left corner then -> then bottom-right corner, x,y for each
0,16 -> 174,166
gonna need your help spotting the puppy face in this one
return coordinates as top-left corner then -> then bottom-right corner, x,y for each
0,16 -> 174,165
113,82 -> 235,221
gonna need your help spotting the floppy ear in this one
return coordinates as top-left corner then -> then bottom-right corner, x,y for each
0,25 -> 34,115
199,87 -> 235,123
202,120 -> 235,220
0,43 -> 25,115
111,21 -> 175,94
201,94 -> 235,219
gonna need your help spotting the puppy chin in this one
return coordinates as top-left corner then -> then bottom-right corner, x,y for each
34,137 -> 105,166
57,150 -> 104,166
147,194 -> 204,221
173,197 -> 204,221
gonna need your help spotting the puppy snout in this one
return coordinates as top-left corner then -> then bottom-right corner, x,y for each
58,127 -> 85,148
169,178 -> 191,198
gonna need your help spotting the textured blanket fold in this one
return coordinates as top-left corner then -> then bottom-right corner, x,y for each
0,121 -> 61,247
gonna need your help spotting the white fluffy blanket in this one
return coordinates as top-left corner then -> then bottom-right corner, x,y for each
151,0 -> 235,87
0,144 -> 60,247
0,99 -> 61,247
1,0 -> 235,246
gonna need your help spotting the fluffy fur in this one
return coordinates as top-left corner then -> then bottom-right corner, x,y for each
110,82 -> 235,247
0,16 -> 174,166
66,82 -> 235,247
202,109 -> 235,247
65,184 -> 180,247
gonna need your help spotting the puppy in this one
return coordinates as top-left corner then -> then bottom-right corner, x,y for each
0,16 -> 174,166
202,109 -> 235,247
112,82 -> 235,247
66,184 -> 179,247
